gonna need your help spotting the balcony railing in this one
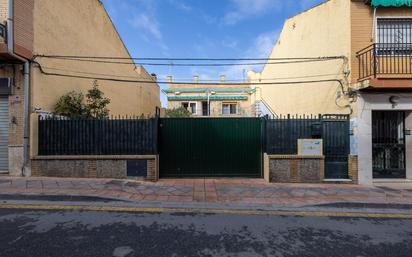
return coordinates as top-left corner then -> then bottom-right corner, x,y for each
0,23 -> 6,41
357,43 -> 412,81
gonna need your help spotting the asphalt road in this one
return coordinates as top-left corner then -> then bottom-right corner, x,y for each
0,208 -> 412,257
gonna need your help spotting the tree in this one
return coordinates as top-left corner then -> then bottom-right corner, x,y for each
165,107 -> 191,118
54,91 -> 86,118
53,80 -> 111,119
85,80 -> 111,119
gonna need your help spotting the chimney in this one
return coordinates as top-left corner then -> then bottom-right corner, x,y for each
220,75 -> 225,83
167,75 -> 173,83
151,73 -> 157,81
193,75 -> 199,83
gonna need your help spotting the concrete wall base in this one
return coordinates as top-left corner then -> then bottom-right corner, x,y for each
266,155 -> 324,183
31,155 -> 159,181
8,146 -> 23,176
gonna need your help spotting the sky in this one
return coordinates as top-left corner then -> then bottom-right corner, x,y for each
101,0 -> 324,106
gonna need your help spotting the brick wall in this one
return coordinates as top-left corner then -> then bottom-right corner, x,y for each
146,158 -> 158,181
31,155 -> 159,181
348,155 -> 358,184
0,0 -> 7,22
13,0 -> 34,59
350,1 -> 412,84
7,66 -> 24,147
0,65 -> 25,176
268,155 -> 325,183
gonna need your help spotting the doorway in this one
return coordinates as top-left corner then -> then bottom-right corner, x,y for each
372,111 -> 406,179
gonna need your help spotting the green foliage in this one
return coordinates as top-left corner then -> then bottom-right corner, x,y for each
54,91 -> 86,118
85,80 -> 111,119
53,80 -> 111,119
165,107 -> 191,118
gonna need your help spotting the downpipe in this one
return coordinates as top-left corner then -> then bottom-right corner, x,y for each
8,0 -> 30,176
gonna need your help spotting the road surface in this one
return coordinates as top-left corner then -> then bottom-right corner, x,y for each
0,207 -> 411,257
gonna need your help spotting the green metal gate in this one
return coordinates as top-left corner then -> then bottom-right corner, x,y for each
159,118 -> 263,178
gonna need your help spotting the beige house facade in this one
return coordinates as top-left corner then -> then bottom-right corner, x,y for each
165,76 -> 256,117
0,0 -> 160,176
250,0 -> 412,184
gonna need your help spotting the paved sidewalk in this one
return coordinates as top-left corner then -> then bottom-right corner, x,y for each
0,176 -> 412,208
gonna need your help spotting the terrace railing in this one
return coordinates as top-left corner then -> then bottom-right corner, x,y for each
357,43 -> 412,81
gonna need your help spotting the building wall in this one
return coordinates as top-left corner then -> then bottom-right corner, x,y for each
166,82 -> 254,117
168,100 -> 254,117
0,0 -> 7,23
350,1 -> 412,84
31,0 -> 160,118
357,93 -> 412,185
250,0 -> 352,116
13,0 -> 34,59
0,65 -> 24,175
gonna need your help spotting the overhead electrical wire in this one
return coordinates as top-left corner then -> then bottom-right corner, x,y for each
34,54 -> 346,61
33,55 -> 346,67
33,61 -> 345,92
40,66 -> 342,82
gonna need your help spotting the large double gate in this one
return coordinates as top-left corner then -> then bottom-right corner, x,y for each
38,115 -> 350,179
264,114 -> 350,179
159,115 -> 350,179
158,118 -> 263,178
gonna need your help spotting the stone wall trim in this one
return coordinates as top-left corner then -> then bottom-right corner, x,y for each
32,155 -> 157,161
267,155 -> 324,160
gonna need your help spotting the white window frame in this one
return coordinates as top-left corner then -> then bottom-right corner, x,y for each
189,102 -> 197,115
221,102 -> 239,115
375,16 -> 412,56
181,102 -> 197,115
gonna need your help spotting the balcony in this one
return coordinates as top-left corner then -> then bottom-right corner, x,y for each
357,43 -> 412,81
0,23 -> 6,42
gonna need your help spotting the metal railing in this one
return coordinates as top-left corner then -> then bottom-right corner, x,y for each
38,116 -> 158,155
264,114 -> 350,179
255,99 -> 277,119
357,43 -> 412,80
0,23 -> 6,41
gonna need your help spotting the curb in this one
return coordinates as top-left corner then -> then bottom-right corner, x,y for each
1,193 -> 412,218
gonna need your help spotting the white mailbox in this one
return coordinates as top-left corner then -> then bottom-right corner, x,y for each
298,139 -> 323,156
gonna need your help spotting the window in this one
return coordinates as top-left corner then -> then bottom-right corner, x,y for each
222,103 -> 238,115
182,102 -> 197,115
202,101 -> 209,116
376,18 -> 412,55
189,102 -> 197,115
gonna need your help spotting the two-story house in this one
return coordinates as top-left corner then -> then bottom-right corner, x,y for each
164,75 -> 256,117
248,0 -> 412,184
0,0 -> 160,176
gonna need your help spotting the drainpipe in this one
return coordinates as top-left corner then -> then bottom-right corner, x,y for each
207,90 -> 210,116
372,7 -> 377,42
7,0 -> 30,176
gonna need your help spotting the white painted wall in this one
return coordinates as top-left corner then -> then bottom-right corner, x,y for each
357,93 -> 412,185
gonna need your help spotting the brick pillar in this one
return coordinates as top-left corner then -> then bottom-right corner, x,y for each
348,155 -> 358,184
146,156 -> 159,181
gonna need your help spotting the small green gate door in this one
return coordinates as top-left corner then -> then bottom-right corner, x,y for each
159,118 -> 262,178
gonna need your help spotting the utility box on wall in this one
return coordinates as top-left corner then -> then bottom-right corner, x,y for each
298,139 -> 323,156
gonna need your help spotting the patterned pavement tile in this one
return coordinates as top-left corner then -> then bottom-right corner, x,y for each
1,176 -> 412,207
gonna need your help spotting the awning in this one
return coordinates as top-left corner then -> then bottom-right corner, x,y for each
371,0 -> 412,7
167,95 -> 248,101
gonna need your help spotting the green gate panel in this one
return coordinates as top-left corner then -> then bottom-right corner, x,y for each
159,118 -> 262,178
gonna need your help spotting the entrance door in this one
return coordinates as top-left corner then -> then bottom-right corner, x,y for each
372,111 -> 406,179
0,97 -> 8,173
323,115 -> 350,179
159,118 -> 262,178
